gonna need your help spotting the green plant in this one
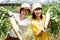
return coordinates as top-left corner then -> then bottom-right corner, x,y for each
43,2 -> 60,36
0,7 -> 11,40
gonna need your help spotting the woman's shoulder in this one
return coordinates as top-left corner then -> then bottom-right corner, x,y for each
32,19 -> 37,24
24,18 -> 31,23
42,15 -> 45,18
13,13 -> 20,18
42,15 -> 46,21
13,13 -> 20,16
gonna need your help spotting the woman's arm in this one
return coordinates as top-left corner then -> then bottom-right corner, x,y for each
10,17 -> 22,40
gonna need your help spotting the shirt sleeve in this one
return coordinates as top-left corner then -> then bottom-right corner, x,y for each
18,19 -> 31,27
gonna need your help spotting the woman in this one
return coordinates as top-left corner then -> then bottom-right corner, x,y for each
32,3 -> 51,40
6,3 -> 31,40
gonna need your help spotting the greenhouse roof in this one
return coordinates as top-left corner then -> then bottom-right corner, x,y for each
0,0 -> 60,4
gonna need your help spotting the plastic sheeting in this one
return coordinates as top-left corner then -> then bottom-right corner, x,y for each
0,0 -> 60,4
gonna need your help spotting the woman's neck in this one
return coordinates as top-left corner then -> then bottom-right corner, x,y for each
36,17 -> 41,21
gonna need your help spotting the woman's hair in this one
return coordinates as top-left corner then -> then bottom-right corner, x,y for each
32,13 -> 43,20
19,8 -> 30,13
32,8 -> 43,20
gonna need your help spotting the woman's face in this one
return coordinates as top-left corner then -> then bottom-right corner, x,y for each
20,8 -> 29,18
33,8 -> 42,17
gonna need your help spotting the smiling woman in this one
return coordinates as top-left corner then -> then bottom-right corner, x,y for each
6,3 -> 31,40
32,3 -> 51,40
